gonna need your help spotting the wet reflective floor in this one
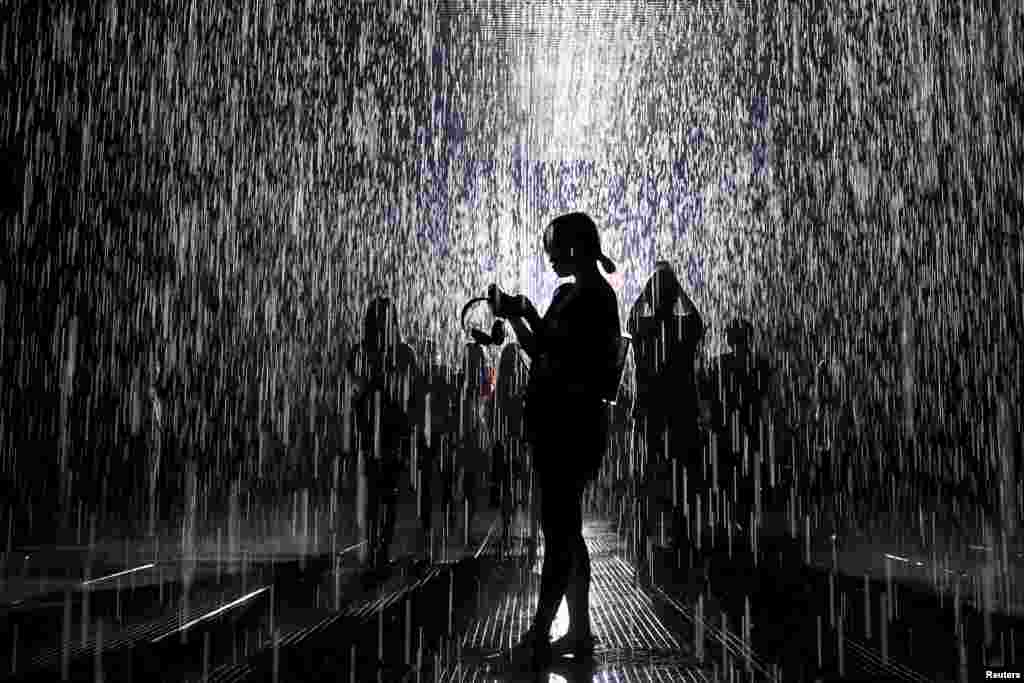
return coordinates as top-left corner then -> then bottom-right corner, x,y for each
443,522 -> 732,682
2,478 -> 1023,682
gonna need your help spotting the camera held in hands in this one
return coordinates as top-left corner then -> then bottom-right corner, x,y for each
487,284 -> 527,319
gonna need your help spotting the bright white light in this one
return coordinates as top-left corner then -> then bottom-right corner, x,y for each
82,563 -> 156,587
548,597 -> 570,641
151,586 -> 270,643
338,541 -> 367,556
511,3 -> 624,160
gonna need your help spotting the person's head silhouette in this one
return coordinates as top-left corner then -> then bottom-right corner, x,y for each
363,296 -> 400,354
725,317 -> 754,352
543,212 -> 616,279
645,261 -> 684,315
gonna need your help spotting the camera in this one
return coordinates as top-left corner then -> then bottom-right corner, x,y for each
487,284 -> 526,319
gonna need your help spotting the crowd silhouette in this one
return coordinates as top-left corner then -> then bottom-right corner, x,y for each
12,198 -> 1012,682
324,202 -> 1020,677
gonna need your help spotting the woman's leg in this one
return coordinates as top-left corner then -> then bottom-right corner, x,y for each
563,481 -> 592,639
531,474 -> 576,640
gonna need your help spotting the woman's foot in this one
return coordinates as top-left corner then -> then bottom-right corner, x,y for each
549,631 -> 597,657
506,627 -> 552,669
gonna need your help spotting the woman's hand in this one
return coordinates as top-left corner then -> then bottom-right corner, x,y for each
488,285 -> 538,322
517,296 -> 538,321
506,297 -> 547,352
515,297 -> 547,339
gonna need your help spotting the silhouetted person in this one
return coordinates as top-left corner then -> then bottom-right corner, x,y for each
810,356 -> 858,495
412,338 -> 458,558
628,261 -> 704,561
346,296 -> 421,568
491,341 -> 534,553
144,352 -> 167,536
457,342 -> 494,545
700,318 -> 772,499
994,380 -> 1019,538
500,212 -> 621,667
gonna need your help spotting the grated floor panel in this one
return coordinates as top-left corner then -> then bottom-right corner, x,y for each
441,521 -> 726,682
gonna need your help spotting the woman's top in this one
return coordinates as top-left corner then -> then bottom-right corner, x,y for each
524,279 -> 621,478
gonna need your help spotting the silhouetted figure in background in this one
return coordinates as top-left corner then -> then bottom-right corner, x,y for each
491,341 -> 534,554
413,338 -> 458,558
457,342 -> 494,546
994,379 -> 1020,538
346,297 -> 421,568
628,261 -> 704,563
144,352 -> 167,536
700,318 -> 772,515
500,212 -> 621,667
810,356 -> 858,495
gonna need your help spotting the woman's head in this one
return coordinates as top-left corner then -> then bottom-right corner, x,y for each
543,212 -> 616,278
363,296 -> 400,353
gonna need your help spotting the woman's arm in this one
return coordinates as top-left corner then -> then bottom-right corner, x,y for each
508,316 -> 537,358
520,297 -> 544,336
503,295 -> 546,359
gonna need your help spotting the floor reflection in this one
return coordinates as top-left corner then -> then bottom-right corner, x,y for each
442,522 -> 721,683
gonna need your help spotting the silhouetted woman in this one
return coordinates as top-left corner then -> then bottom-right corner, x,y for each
498,212 -> 622,667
